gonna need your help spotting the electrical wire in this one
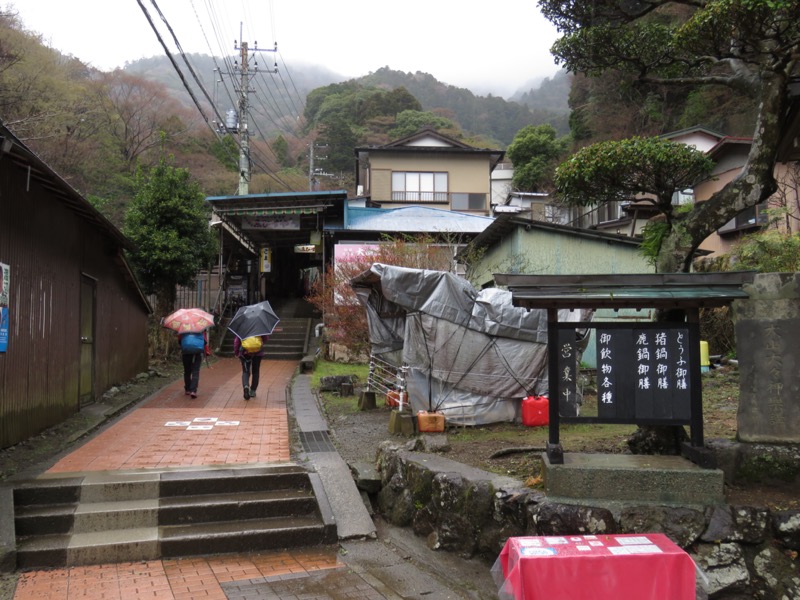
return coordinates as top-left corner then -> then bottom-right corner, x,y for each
153,0 -> 300,190
135,0 -> 214,130
149,0 -> 227,128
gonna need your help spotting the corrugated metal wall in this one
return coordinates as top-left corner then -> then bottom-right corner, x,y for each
83,231 -> 149,396
0,152 -> 149,448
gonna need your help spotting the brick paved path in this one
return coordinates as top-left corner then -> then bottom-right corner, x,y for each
12,359 -> 361,600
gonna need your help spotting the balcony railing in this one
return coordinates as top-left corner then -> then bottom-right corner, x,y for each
391,191 -> 449,202
565,201 -> 626,229
390,191 -> 487,211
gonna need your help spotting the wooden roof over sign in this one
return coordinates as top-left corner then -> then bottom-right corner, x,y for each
494,272 -> 755,310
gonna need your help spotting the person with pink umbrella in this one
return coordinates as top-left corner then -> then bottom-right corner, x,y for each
162,308 -> 214,398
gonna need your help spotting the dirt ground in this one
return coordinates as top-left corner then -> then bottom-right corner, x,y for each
318,364 -> 800,512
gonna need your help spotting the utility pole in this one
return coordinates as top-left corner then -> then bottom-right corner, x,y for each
233,26 -> 276,196
308,143 -> 331,191
308,143 -> 315,192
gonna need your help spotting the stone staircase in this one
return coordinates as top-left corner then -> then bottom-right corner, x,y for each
12,464 -> 335,568
264,318 -> 311,360
216,298 -> 318,360
216,318 -> 310,359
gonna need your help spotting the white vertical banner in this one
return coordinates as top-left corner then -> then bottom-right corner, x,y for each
260,247 -> 272,273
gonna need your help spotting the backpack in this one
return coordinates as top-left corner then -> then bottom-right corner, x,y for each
180,332 -> 205,354
241,336 -> 263,355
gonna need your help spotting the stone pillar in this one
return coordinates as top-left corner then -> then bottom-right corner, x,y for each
732,273 -> 800,442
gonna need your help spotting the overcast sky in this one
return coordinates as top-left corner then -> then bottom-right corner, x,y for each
10,0 -> 562,98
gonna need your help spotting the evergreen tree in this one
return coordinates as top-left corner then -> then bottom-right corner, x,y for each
124,159 -> 217,323
539,0 -> 800,272
506,124 -> 569,192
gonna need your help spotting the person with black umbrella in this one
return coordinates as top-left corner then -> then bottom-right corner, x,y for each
233,334 -> 268,400
227,301 -> 281,401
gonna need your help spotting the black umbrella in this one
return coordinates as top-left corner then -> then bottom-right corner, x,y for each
227,301 -> 281,339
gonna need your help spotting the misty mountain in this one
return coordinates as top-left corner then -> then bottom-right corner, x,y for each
124,56 -> 570,146
125,53 -> 344,136
511,69 -> 571,114
356,67 -> 569,144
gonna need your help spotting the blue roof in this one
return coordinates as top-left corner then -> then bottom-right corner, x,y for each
344,205 -> 494,233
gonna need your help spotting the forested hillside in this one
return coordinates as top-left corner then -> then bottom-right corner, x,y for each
1,0 -> 572,222
354,67 -> 570,144
1,4 -> 757,229
0,10 -> 313,225
127,56 -> 572,147
567,71 -> 758,145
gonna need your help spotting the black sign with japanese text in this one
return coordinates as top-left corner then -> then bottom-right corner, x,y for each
559,326 -> 692,422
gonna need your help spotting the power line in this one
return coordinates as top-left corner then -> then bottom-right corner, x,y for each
135,0 -> 214,131
138,0 -> 296,191
149,0 -> 227,128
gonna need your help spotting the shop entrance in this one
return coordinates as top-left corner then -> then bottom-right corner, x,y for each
206,190 -> 345,317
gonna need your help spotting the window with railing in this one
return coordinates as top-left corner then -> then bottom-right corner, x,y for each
566,201 -> 626,229
717,201 -> 769,234
391,171 -> 448,202
544,203 -> 571,224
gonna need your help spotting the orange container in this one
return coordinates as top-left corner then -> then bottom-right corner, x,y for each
417,411 -> 445,432
386,390 -> 401,408
522,395 -> 549,427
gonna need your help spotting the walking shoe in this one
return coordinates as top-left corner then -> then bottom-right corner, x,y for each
243,386 -> 250,400
250,389 -> 257,397
184,391 -> 191,396
190,392 -> 197,399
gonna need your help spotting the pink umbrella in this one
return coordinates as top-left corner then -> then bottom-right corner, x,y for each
161,308 -> 215,334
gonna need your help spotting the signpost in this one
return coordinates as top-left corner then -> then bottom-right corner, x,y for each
495,272 -> 754,465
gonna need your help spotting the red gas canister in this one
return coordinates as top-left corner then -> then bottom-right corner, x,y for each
386,390 -> 401,408
417,411 -> 445,432
522,395 -> 549,427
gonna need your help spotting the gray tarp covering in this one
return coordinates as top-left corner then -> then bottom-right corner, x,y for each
351,264 -> 591,425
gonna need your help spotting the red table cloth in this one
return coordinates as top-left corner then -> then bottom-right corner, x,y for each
494,533 -> 696,600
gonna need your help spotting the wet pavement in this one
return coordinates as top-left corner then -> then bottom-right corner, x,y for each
4,358 -> 496,600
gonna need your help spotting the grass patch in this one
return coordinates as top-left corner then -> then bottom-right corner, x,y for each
321,391 -> 362,415
309,359 -> 369,389
311,359 -> 370,416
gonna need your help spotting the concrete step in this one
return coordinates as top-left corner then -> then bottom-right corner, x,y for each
264,318 -> 309,360
15,489 -> 318,536
16,515 -> 330,567
161,515 -> 329,557
264,351 -> 304,360
12,465 -> 336,568
16,527 -> 158,568
542,453 -> 725,505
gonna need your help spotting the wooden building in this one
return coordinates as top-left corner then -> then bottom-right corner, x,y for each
0,124 -> 151,449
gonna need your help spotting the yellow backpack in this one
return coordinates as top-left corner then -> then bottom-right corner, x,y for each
241,336 -> 263,355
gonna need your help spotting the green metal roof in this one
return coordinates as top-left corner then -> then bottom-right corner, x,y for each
495,272 -> 755,309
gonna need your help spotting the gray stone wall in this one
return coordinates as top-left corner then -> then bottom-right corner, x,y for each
733,272 -> 800,443
375,442 -> 800,600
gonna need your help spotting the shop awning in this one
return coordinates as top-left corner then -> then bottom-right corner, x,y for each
214,205 -> 328,217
